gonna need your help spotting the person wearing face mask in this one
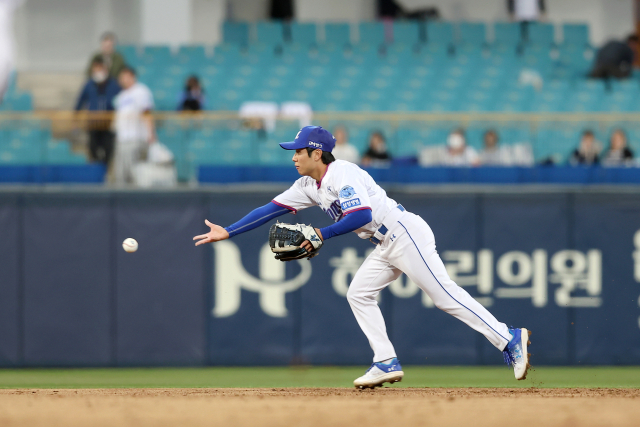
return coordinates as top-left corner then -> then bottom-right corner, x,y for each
75,58 -> 121,168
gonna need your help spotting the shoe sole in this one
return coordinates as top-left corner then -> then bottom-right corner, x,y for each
354,371 -> 404,389
517,329 -> 532,381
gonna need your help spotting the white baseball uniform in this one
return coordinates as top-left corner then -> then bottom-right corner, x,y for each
112,82 -> 154,184
0,0 -> 23,102
273,159 -> 512,362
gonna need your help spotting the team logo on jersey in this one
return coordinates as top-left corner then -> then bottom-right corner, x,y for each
339,185 -> 356,199
341,198 -> 361,210
308,141 -> 322,148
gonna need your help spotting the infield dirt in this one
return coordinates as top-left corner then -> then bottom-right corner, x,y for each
0,388 -> 638,427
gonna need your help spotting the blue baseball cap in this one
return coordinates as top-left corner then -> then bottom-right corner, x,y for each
279,126 -> 336,152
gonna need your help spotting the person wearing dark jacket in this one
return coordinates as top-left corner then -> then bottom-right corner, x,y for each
177,75 -> 205,111
362,131 -> 392,167
569,130 -> 601,166
75,58 -> 121,167
590,35 -> 638,79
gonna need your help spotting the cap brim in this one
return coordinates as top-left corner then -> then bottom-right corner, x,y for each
279,141 -> 304,150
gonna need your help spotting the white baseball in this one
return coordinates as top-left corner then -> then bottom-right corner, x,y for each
122,238 -> 138,253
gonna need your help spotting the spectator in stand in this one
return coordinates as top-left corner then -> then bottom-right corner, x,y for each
112,66 -> 155,185
590,35 -> 639,80
507,0 -> 546,44
507,0 -> 545,22
331,125 -> 360,164
177,75 -> 205,111
362,131 -> 391,167
86,32 -> 126,79
569,130 -> 601,166
601,129 -> 634,166
479,130 -> 512,165
75,58 -> 121,167
419,129 -> 479,166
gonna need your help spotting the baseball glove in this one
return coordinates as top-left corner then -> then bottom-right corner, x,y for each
269,222 -> 323,261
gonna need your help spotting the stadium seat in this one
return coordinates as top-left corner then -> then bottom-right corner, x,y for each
392,21 -> 421,45
176,45 -> 208,67
256,21 -> 285,45
493,22 -> 521,48
534,126 -> 583,162
562,23 -> 590,47
118,44 -> 139,64
46,139 -> 86,164
223,21 -> 249,45
526,22 -> 555,46
358,22 -> 386,47
140,45 -> 173,65
289,22 -> 317,45
426,21 -> 454,46
457,22 -> 487,47
257,130 -> 297,165
324,22 -> 352,47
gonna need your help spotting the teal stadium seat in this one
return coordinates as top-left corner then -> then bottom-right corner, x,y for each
0,92 -> 33,111
190,128 -> 253,166
118,44 -> 139,65
256,21 -> 285,45
176,45 -> 208,67
324,23 -> 351,47
392,21 -> 421,46
562,23 -> 590,47
457,22 -> 487,47
534,127 -> 582,162
426,21 -> 454,46
493,22 -> 521,49
46,139 -> 86,164
395,128 -> 449,156
140,45 -> 172,65
289,22 -> 317,46
358,22 -> 386,47
223,22 -> 249,45
258,128 -> 297,165
526,22 -> 555,46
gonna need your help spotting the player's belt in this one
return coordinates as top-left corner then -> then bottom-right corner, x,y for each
369,204 -> 405,245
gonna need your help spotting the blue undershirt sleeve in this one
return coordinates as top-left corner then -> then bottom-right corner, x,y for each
224,202 -> 292,238
319,208 -> 372,240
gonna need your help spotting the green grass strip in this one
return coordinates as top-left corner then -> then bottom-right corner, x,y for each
0,366 -> 638,389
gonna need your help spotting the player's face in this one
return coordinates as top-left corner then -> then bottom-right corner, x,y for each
292,148 -> 319,176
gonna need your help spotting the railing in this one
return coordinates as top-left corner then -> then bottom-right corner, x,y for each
1,111 -> 640,185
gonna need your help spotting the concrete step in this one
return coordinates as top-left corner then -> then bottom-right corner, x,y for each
17,72 -> 85,110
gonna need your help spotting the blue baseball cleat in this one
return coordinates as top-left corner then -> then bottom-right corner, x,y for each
503,328 -> 531,380
354,358 -> 404,389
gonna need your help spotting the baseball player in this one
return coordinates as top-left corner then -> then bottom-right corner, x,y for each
0,0 -> 23,103
194,126 -> 531,388
112,66 -> 155,185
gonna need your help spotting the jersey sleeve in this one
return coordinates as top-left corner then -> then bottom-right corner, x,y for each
272,178 -> 316,213
334,167 -> 372,215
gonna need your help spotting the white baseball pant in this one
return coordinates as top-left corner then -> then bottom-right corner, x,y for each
347,209 -> 512,362
113,140 -> 143,185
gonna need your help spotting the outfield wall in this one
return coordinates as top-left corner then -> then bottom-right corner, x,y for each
0,187 -> 639,367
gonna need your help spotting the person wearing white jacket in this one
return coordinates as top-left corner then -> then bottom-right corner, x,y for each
0,0 -> 23,102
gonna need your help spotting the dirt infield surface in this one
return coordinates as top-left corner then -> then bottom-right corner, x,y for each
0,388 -> 638,427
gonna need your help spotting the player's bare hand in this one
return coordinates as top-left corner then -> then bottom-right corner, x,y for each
301,228 -> 323,252
193,219 -> 229,246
